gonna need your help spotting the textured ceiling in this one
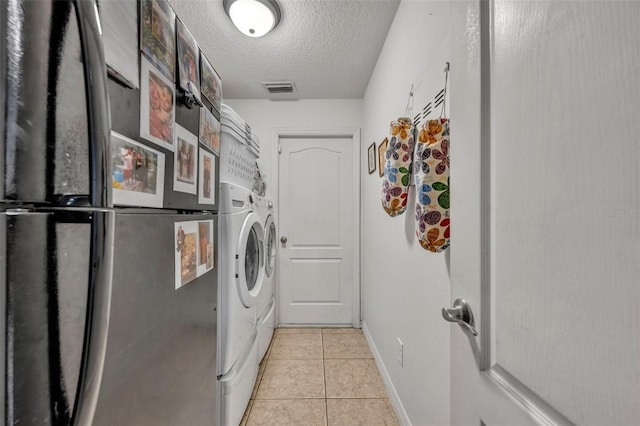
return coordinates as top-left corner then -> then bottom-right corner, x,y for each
169,0 -> 400,99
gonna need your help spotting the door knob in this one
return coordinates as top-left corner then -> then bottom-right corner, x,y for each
280,236 -> 287,244
442,298 -> 478,336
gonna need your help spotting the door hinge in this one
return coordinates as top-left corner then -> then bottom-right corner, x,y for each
278,144 -> 282,154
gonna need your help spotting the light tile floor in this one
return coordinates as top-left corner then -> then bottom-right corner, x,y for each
240,328 -> 400,426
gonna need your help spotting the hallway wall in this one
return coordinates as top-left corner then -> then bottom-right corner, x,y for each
360,1 -> 451,424
226,2 -> 453,423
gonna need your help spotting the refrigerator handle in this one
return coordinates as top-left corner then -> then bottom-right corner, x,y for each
71,210 -> 115,426
75,0 -> 112,209
71,2 -> 114,425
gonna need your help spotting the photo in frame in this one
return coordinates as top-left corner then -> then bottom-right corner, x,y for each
197,220 -> 215,276
111,131 -> 165,208
199,107 -> 220,154
174,221 -> 198,289
176,18 -> 200,96
198,149 -> 216,205
140,0 -> 175,80
173,124 -> 198,195
200,53 -> 222,111
140,57 -> 175,151
378,137 -> 388,177
368,142 -> 376,174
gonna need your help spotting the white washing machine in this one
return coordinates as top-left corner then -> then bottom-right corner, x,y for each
255,196 -> 277,362
217,183 -> 264,426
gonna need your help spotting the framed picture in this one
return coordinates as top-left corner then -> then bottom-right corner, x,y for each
174,221 -> 198,289
173,124 -> 198,195
196,220 -> 215,276
198,149 -> 216,205
367,142 -> 376,174
176,18 -> 200,96
140,57 -> 175,151
378,137 -> 388,177
140,0 -> 175,80
111,131 -> 165,208
199,107 -> 220,154
200,53 -> 222,112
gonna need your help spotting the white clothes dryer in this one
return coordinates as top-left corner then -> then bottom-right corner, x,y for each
255,196 -> 277,362
217,183 -> 264,425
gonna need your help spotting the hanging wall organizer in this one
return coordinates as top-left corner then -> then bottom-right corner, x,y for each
381,87 -> 416,217
414,63 -> 450,252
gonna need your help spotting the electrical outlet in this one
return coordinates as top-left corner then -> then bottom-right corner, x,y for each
396,338 -> 404,367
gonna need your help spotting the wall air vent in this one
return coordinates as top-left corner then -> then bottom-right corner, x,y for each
262,81 -> 295,94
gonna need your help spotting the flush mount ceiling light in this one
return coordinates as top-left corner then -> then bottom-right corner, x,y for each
223,0 -> 282,38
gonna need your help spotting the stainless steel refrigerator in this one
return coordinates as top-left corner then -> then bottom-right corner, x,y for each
1,1 -> 218,425
1,1 -> 113,424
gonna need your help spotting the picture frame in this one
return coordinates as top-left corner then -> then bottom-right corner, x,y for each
368,142 -> 376,174
111,131 -> 165,208
173,124 -> 198,195
198,149 -> 216,206
378,137 -> 388,177
196,220 -> 215,276
199,106 -> 220,154
140,57 -> 175,151
176,18 -> 200,96
140,0 -> 175,80
174,221 -> 198,289
200,52 -> 222,112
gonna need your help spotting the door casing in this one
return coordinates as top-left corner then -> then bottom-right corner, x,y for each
273,128 -> 361,327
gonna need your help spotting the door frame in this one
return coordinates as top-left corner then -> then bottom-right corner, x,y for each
451,1 -> 583,424
272,128 -> 361,328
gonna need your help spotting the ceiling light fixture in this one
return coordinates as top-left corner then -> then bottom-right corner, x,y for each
223,0 -> 282,38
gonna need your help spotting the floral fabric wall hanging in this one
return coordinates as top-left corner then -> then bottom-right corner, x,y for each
414,118 -> 450,252
381,117 -> 415,217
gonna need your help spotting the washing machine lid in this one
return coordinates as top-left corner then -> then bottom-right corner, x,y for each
264,214 -> 276,279
236,211 -> 264,308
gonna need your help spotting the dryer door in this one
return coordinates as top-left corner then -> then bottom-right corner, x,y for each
236,211 -> 264,307
264,215 -> 276,279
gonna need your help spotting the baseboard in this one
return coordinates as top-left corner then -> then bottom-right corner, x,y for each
362,322 -> 411,426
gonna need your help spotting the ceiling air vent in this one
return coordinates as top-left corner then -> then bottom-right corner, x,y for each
262,81 -> 295,94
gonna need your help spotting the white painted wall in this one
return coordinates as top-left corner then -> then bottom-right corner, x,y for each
360,1 -> 451,424
223,99 -> 363,201
226,2 -> 452,423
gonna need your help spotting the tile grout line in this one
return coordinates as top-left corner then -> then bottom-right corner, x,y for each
322,329 -> 329,426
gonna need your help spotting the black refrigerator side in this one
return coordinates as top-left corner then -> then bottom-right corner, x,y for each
1,209 -> 114,425
1,0 -> 114,425
93,212 -> 217,425
1,0 -> 110,208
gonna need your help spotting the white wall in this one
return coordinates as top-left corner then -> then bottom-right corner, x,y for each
223,99 -> 363,203
226,2 -> 452,423
360,1 -> 451,424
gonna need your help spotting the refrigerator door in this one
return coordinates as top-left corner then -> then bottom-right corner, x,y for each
94,212 -> 217,425
2,209 -> 114,425
1,0 -> 111,207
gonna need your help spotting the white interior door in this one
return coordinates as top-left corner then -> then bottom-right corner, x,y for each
449,1 -> 640,425
277,133 -> 359,326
